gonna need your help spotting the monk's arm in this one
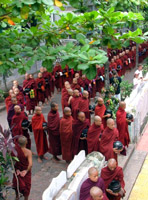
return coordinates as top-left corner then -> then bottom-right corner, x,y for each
20,150 -> 32,177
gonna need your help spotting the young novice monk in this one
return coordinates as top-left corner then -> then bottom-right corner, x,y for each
32,106 -> 49,163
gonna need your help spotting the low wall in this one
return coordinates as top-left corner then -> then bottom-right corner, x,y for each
125,73 -> 148,143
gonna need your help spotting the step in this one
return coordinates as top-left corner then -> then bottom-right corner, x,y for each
123,150 -> 147,200
118,144 -> 135,170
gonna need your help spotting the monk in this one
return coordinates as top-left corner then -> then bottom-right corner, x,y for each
36,72 -> 46,105
70,89 -> 81,119
71,78 -> 81,91
23,73 -> 36,115
13,88 -> 24,105
13,80 -> 23,92
61,81 -> 70,109
81,74 -> 90,91
101,158 -> 125,200
47,102 -> 61,161
72,112 -> 90,156
75,72 -> 83,87
53,62 -> 63,92
87,187 -> 109,200
96,65 -> 105,93
95,98 -> 111,128
12,136 -> 32,200
32,106 -> 49,163
60,107 -> 73,162
99,119 -> 122,161
7,97 -> 24,127
5,89 -> 14,112
116,102 -> 130,147
80,167 -> 106,200
41,67 -> 51,102
78,90 -> 90,121
87,116 -> 104,154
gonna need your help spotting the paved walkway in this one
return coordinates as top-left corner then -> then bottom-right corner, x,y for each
129,124 -> 148,200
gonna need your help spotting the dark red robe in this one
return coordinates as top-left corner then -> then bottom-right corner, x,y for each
13,145 -> 31,197
80,177 -> 106,200
115,59 -> 123,77
101,166 -> 125,200
70,96 -> 81,119
61,88 -> 69,111
23,78 -> 36,111
87,123 -> 104,154
78,97 -> 90,121
60,115 -> 73,161
96,67 -> 104,93
5,96 -> 12,113
42,71 -> 51,98
116,107 -> 130,147
95,104 -> 106,119
36,77 -> 46,103
32,113 -> 49,156
99,127 -> 119,161
11,112 -> 31,149
16,92 -> 24,105
72,119 -> 90,156
71,83 -> 81,91
47,110 -> 61,156
53,64 -> 63,89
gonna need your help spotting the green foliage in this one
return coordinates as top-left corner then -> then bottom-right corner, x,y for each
143,57 -> 148,76
120,78 -> 133,100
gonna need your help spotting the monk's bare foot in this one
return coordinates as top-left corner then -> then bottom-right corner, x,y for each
43,156 -> 48,160
66,160 -> 71,164
32,152 -> 36,155
38,157 -> 42,163
53,156 -> 61,161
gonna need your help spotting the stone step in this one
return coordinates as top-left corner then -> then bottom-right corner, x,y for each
123,150 -> 147,200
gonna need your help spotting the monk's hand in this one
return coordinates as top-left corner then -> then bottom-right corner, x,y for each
16,170 -> 20,176
106,189 -> 118,196
113,148 -> 121,154
80,137 -> 86,140
20,170 -> 28,177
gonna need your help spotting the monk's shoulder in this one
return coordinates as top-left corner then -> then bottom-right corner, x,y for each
23,148 -> 32,157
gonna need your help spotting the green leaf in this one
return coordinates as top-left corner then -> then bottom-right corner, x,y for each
77,63 -> 89,70
88,49 -> 96,58
12,7 -> 20,17
42,59 -> 53,71
76,33 -> 86,42
22,0 -> 36,4
84,65 -> 96,80
67,60 -> 78,69
79,53 -> 89,60
66,13 -> 74,21
132,37 -> 144,44
81,44 -> 90,52
42,0 -> 53,6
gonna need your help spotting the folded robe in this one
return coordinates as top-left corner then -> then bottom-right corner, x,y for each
47,110 -> 61,156
80,178 -> 106,200
87,123 -> 104,154
13,145 -> 31,197
32,113 -> 49,156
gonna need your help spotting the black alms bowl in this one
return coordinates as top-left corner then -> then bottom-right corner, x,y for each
108,180 -> 121,193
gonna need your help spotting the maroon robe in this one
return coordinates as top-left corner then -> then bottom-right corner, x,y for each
5,96 -> 12,113
13,145 -> 31,197
115,59 -> 123,77
72,119 -> 90,156
47,110 -> 61,156
53,64 -> 63,90
80,177 -> 106,200
61,88 -> 69,110
11,112 -> 31,149
36,77 -> 46,103
87,196 -> 108,200
60,115 -> 73,161
42,71 -> 51,98
99,127 -> 119,161
87,123 -> 104,154
95,104 -> 106,119
16,92 -> 24,105
70,96 -> 81,119
7,103 -> 24,127
71,83 -> 81,91
23,78 -> 36,111
116,107 -> 130,147
32,113 -> 49,156
78,97 -> 90,121
101,166 -> 125,200
96,67 -> 104,93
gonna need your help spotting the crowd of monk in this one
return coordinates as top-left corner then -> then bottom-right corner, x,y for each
4,42 -> 148,200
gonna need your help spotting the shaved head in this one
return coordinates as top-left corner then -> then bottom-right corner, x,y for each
94,116 -> 102,126
97,97 -> 104,105
67,89 -> 73,96
50,101 -> 58,111
78,112 -> 85,122
107,118 -> 115,130
73,89 -> 79,97
14,105 -> 21,113
18,136 -> 27,147
88,167 -> 99,182
11,97 -> 17,104
63,107 -> 71,116
35,106 -> 42,115
119,101 -> 126,109
90,187 -> 103,200
83,90 -> 89,98
107,158 -> 117,171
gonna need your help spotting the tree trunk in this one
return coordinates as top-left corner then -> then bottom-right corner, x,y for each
136,43 -> 139,69
3,74 -> 8,91
104,61 -> 110,89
